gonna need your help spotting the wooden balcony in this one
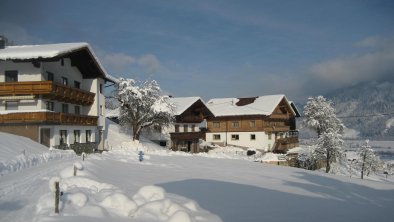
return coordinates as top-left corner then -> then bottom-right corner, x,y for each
0,112 -> 98,126
0,81 -> 95,105
269,113 -> 290,119
170,131 -> 206,141
273,137 -> 299,153
263,126 -> 290,132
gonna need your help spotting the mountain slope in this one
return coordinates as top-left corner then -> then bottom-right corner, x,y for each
326,81 -> 394,138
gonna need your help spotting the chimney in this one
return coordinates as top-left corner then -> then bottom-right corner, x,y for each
0,36 -> 7,49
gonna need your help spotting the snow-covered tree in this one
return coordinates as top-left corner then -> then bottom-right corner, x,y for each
357,140 -> 380,179
303,96 -> 345,173
303,96 -> 344,137
115,78 -> 174,141
315,128 -> 344,173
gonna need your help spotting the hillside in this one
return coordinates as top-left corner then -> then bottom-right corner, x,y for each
296,81 -> 394,139
326,81 -> 394,139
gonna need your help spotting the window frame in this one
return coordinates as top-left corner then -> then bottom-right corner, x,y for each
213,134 -> 221,140
5,101 -> 18,110
232,121 -> 239,128
213,122 -> 220,128
86,130 -> 92,143
74,130 -> 81,143
60,130 -> 68,145
231,134 -> 239,140
62,103 -> 69,113
46,101 -> 55,111
5,70 -> 18,82
61,76 -> 68,86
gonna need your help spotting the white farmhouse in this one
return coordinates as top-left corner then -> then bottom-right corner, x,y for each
206,95 -> 300,153
0,39 -> 116,152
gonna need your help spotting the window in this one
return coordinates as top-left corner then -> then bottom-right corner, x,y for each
60,130 -> 68,145
74,130 -> 80,143
74,81 -> 80,89
86,130 -> 92,142
5,101 -> 18,110
191,124 -> 195,132
213,134 -> 221,140
46,101 -> 54,111
213,122 -> 220,128
232,121 -> 239,128
62,103 -> 69,113
250,134 -> 256,140
62,77 -> 68,86
75,106 -> 80,115
175,125 -> 179,132
47,72 -> 54,81
100,105 -> 103,116
268,133 -> 272,140
184,124 -> 188,132
250,120 -> 256,128
231,134 -> 239,140
5,70 -> 18,82
99,84 -> 103,94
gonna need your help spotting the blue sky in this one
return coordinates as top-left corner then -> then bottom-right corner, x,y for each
1,0 -> 394,102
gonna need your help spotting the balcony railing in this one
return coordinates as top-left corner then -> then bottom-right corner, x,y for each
0,112 -> 98,126
170,131 -> 206,141
263,126 -> 290,132
273,137 -> 299,153
0,81 -> 95,105
269,113 -> 290,119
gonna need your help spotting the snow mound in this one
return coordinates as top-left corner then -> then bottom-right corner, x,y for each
0,132 -> 77,176
35,163 -> 220,221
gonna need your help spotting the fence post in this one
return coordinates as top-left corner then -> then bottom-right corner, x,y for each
73,165 -> 77,176
55,181 -> 59,214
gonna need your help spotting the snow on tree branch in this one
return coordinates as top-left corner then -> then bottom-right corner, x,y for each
114,78 -> 174,141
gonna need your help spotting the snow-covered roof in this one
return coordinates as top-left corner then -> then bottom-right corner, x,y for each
207,94 -> 295,117
106,108 -> 120,118
169,97 -> 202,115
0,43 -> 88,60
0,42 -> 118,83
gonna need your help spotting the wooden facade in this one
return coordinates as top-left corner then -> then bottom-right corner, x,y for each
170,99 -> 213,153
207,97 -> 299,153
0,112 -> 97,126
0,81 -> 95,105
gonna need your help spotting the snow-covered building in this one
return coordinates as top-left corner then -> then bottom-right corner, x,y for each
169,97 -> 213,153
206,95 -> 300,153
0,40 -> 116,151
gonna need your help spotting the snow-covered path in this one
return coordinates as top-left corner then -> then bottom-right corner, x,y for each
0,158 -> 77,222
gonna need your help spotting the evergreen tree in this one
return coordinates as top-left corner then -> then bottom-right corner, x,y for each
316,128 -> 344,173
303,96 -> 345,173
303,96 -> 344,136
357,140 -> 380,179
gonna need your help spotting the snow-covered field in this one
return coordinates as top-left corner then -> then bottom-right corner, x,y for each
1,121 -> 394,221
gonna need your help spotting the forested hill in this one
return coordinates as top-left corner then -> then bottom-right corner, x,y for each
325,81 -> 394,139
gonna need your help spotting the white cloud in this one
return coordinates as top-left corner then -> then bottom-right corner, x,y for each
101,52 -> 136,72
138,54 -> 163,74
0,22 -> 43,44
309,36 -> 394,87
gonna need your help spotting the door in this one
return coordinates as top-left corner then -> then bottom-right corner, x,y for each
40,128 -> 50,147
187,141 -> 192,152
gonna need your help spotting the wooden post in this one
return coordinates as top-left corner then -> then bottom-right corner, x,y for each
73,165 -> 77,176
55,181 -> 59,214
82,153 -> 85,161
